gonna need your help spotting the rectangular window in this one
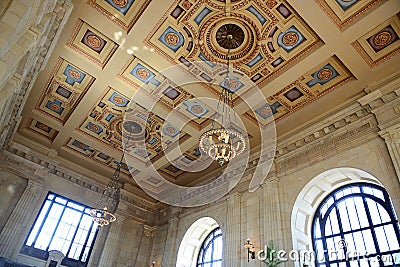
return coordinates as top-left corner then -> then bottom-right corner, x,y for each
21,192 -> 98,267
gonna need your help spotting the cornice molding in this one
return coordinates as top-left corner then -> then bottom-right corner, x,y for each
0,144 -> 160,217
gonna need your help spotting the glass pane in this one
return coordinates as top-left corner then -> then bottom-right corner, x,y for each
376,203 -> 391,224
326,237 -> 337,261
374,226 -> 390,252
383,224 -> 400,250
353,197 -> 369,228
361,230 -> 375,254
55,197 -> 67,205
349,260 -> 359,267
67,202 -> 85,211
371,188 -> 384,201
325,216 -> 333,236
25,192 -> 98,264
362,186 -> 373,195
337,201 -> 351,232
359,258 -> 370,267
314,218 -> 321,238
26,201 -> 51,246
315,239 -> 325,263
366,199 -> 382,225
345,198 -> 360,230
329,209 -> 340,235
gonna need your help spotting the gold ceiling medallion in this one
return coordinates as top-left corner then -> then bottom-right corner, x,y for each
199,35 -> 246,166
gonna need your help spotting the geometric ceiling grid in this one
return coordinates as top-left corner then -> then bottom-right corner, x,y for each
160,145 -> 206,179
245,55 -> 354,122
118,55 -> 193,109
118,55 -> 217,130
67,19 -> 119,68
145,0 -> 323,86
78,87 -> 130,150
64,138 -> 136,175
352,13 -> 400,67
25,118 -> 59,142
78,87 -> 191,164
315,0 -> 386,29
88,0 -> 152,32
35,58 -> 95,124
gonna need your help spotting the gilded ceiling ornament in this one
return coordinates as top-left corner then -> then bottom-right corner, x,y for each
112,0 -> 127,8
68,69 -> 81,79
165,32 -> 180,46
373,31 -> 392,47
282,32 -> 299,46
136,68 -> 149,79
317,68 -> 333,80
86,34 -> 102,48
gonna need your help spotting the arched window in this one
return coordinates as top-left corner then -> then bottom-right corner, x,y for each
197,227 -> 223,267
312,183 -> 400,266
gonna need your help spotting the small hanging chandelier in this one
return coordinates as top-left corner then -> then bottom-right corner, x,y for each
199,35 -> 246,166
90,122 -> 133,226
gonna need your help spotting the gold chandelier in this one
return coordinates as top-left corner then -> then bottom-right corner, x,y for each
199,35 -> 246,166
90,122 -> 133,226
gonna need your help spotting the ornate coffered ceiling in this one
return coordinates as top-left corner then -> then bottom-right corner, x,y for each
16,0 -> 400,203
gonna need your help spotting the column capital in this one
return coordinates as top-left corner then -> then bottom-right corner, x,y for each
228,192 -> 241,201
143,225 -> 158,238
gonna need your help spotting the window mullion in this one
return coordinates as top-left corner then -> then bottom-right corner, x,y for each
81,221 -> 99,263
65,210 -> 84,259
31,197 -> 54,247
361,192 -> 383,266
46,204 -> 68,251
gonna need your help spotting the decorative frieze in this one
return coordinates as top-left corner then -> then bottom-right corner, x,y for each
0,145 -> 160,222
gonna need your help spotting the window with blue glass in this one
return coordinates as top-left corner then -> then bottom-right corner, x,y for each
197,227 -> 223,267
21,192 -> 98,267
312,183 -> 400,267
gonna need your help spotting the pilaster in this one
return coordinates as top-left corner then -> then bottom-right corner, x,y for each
96,215 -> 126,267
0,179 -> 46,260
226,192 -> 241,266
263,174 -> 283,248
162,210 -> 180,267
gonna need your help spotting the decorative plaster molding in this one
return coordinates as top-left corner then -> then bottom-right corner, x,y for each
1,0 -> 74,149
144,225 -> 158,238
0,144 -> 160,216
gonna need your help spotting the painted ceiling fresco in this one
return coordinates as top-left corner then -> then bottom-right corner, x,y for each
18,0 -> 400,197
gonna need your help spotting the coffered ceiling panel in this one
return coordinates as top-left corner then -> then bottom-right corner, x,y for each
245,55 -> 354,122
315,0 -> 386,29
352,13 -> 400,67
67,19 -> 119,68
35,58 -> 95,124
64,138 -> 136,175
88,0 -> 152,32
145,0 -> 323,86
16,0 -> 400,201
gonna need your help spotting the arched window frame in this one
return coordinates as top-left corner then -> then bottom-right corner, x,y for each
312,183 -> 400,266
196,227 -> 223,267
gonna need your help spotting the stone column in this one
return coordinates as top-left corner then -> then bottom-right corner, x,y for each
96,215 -> 126,267
138,225 -> 158,266
162,216 -> 180,267
0,179 -> 45,260
225,192 -> 241,266
379,126 -> 400,182
263,176 -> 283,248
